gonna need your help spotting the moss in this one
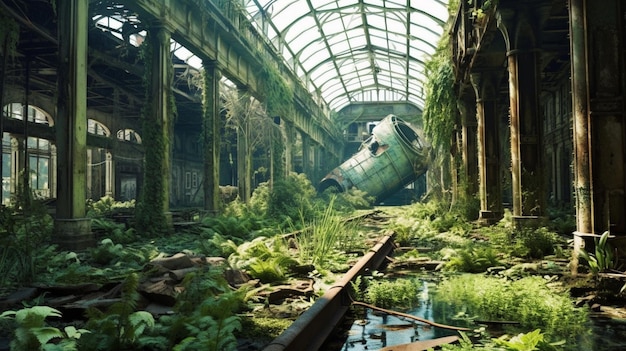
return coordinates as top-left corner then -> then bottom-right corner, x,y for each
134,31 -> 175,236
238,317 -> 292,341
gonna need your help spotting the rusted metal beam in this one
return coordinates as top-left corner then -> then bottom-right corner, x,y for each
262,233 -> 396,351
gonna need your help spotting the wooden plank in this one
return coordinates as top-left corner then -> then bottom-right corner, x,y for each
379,335 -> 459,351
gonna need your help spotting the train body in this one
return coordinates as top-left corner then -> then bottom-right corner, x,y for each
319,114 -> 429,203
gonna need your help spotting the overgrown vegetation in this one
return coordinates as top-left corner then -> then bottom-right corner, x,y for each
0,172 -> 606,351
134,31 -> 176,237
0,186 -> 55,291
433,274 -> 590,347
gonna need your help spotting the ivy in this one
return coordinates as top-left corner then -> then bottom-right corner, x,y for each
134,31 -> 174,236
259,63 -> 293,119
422,33 -> 456,154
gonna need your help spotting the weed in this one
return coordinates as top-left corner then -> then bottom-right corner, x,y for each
295,195 -> 359,271
365,278 -> 421,310
433,275 -> 589,344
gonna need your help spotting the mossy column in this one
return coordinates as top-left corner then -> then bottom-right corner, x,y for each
457,93 -> 479,200
283,121 -> 296,177
301,133 -> 311,177
569,0 -> 591,275
236,86 -> 252,203
569,0 -> 626,274
498,5 -> 549,221
136,24 -> 173,235
471,72 -> 502,224
202,61 -> 221,213
54,0 -> 92,249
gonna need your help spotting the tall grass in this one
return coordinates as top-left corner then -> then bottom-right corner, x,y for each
296,195 -> 359,270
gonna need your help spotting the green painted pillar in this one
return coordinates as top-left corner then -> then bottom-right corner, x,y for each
54,0 -> 92,249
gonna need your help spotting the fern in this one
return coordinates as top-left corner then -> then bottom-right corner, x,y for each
1,306 -> 88,351
81,273 -> 155,350
173,315 -> 241,351
163,271 -> 245,350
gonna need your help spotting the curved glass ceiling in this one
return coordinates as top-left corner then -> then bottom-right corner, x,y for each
245,0 -> 450,112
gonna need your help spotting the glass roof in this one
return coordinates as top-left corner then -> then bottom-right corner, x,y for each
245,0 -> 450,112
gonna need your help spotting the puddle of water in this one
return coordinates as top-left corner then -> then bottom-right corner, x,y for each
330,277 -> 626,351
338,280 -> 456,350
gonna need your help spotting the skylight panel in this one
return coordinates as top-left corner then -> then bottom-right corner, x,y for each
410,0 -> 449,20
310,0 -> 342,11
244,0 -> 450,111
284,16 -> 318,42
311,66 -> 339,84
326,85 -> 349,102
300,43 -> 329,70
364,0 -> 386,8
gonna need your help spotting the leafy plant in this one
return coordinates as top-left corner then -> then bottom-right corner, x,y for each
0,306 -> 89,351
227,236 -> 300,283
440,329 -> 564,350
81,273 -> 155,350
578,231 -> 618,276
163,270 -> 245,351
512,227 -> 560,259
423,31 -> 455,155
89,238 -> 149,266
442,246 -> 501,273
86,196 -> 135,218
0,196 -> 54,289
493,329 -> 563,351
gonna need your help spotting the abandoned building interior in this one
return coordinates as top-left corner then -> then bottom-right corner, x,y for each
1,0 -> 625,268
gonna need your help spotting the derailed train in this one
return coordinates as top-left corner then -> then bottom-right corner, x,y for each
319,114 -> 430,203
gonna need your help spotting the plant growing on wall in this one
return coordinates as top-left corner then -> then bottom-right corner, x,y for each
259,63 -> 293,119
134,30 -> 176,236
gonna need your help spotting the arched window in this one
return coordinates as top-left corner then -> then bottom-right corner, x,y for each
116,129 -> 142,144
3,103 -> 54,126
88,119 -> 111,136
28,137 -> 50,197
2,103 -> 53,200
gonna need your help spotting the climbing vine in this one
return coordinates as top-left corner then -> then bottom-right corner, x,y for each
134,31 -> 175,236
259,63 -> 293,119
422,34 -> 456,154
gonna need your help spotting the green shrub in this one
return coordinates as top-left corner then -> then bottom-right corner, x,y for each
0,199 -> 54,288
512,227 -> 560,259
365,278 -> 421,310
